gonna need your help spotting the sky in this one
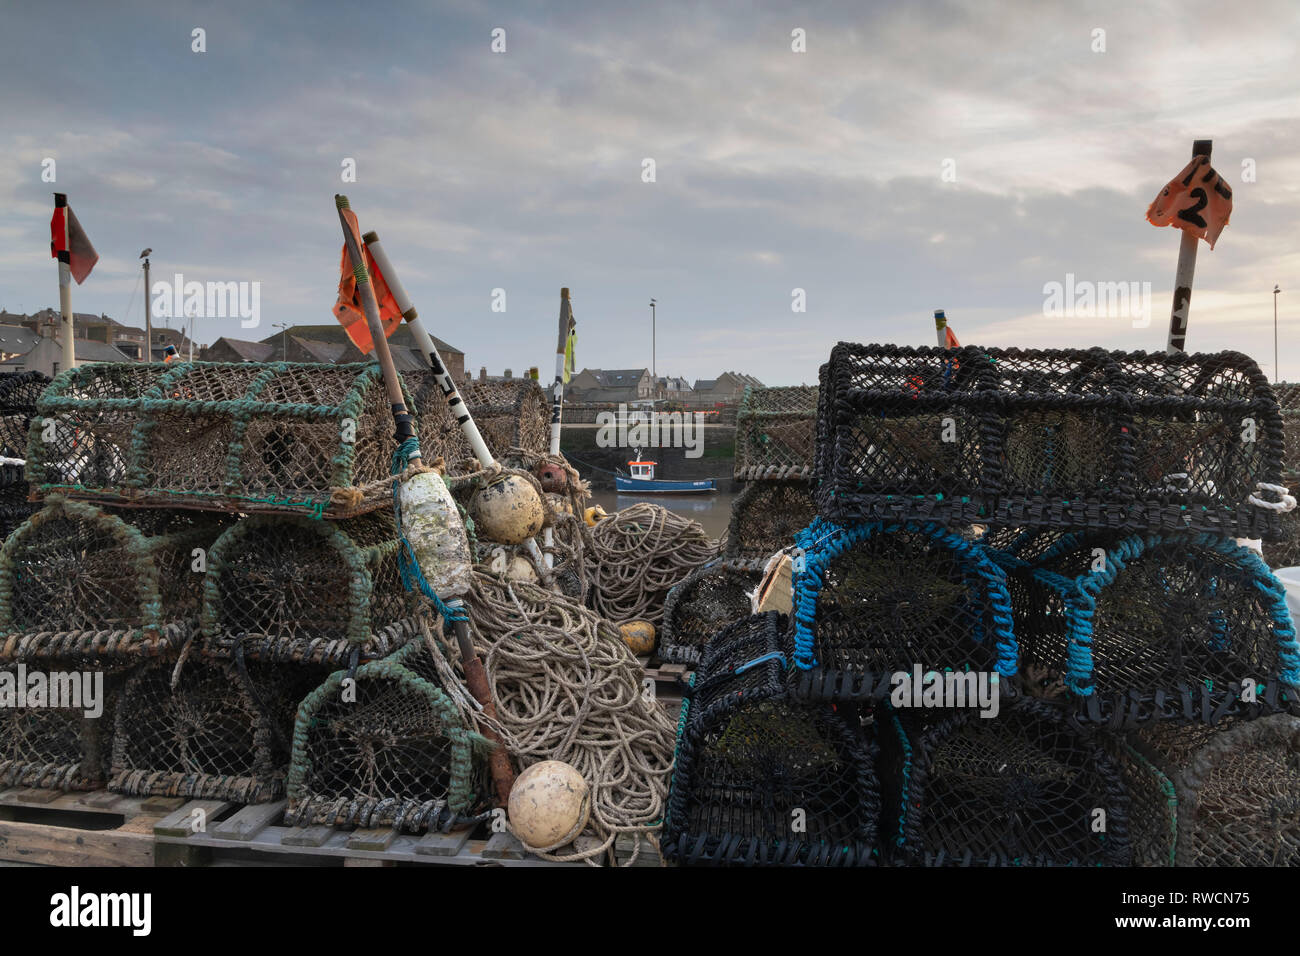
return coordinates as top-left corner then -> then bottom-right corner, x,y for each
1,0 -> 1297,385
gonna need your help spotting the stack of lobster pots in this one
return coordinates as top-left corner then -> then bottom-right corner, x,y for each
0,361 -> 478,813
664,342 -> 1300,867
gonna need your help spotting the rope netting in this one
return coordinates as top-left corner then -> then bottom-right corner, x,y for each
454,574 -> 676,865
660,562 -> 761,665
880,698 -> 1132,866
0,659 -> 126,790
789,517 -> 1017,701
1134,715 -> 1300,866
586,502 -> 719,627
110,656 -> 323,803
456,380 -> 550,464
815,343 -> 1288,539
993,532 -> 1300,726
200,510 -> 420,663
724,479 -> 817,567
25,361 -> 440,519
1103,735 -> 1178,866
285,647 -> 491,832
663,612 -> 880,866
733,385 -> 818,480
0,463 -> 37,542
0,497 -> 227,659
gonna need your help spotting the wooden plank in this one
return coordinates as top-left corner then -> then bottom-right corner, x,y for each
481,831 -> 526,860
0,819 -> 155,867
212,801 -> 285,842
414,828 -> 473,858
346,827 -> 396,852
15,788 -> 61,805
141,796 -> 187,814
153,800 -> 233,838
76,791 -> 123,810
281,825 -> 334,848
343,857 -> 393,867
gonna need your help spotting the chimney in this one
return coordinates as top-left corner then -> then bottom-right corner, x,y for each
479,366 -> 487,382
504,368 -> 512,381
528,366 -> 539,381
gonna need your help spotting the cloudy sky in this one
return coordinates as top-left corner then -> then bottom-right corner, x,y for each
1,0 -> 1297,384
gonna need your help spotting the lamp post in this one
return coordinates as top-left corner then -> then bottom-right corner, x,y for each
649,297 -> 657,387
139,249 -> 152,361
273,322 -> 288,361
1274,285 -> 1282,383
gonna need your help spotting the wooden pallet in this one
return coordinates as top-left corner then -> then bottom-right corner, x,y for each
0,787 -> 177,866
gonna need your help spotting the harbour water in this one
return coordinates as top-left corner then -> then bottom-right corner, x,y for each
590,490 -> 736,540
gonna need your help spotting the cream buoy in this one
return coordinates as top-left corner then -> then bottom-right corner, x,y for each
470,474 -> 545,545
508,760 -> 590,849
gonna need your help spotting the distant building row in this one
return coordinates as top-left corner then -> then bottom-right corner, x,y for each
565,368 -> 762,405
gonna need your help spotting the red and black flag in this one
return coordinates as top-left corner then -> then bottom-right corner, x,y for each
50,193 -> 98,284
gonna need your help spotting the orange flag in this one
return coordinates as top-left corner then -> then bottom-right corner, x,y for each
1146,155 -> 1233,249
332,208 -> 402,353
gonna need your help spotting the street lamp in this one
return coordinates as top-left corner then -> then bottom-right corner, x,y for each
1275,284 -> 1282,383
139,249 -> 152,361
649,298 -> 657,383
273,322 -> 288,362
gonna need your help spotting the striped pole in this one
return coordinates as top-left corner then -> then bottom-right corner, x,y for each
1166,140 -> 1212,355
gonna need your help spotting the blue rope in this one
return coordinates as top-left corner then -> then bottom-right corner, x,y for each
391,437 -> 468,626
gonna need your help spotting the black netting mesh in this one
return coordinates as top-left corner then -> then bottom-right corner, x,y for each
734,385 -> 818,480
109,656 -> 323,802
24,362 -> 439,519
879,698 -> 1131,866
789,521 -> 1015,702
663,612 -> 880,866
0,371 -> 49,458
201,511 -> 420,663
0,659 -> 127,790
1102,735 -> 1178,866
285,646 -> 488,832
450,380 -> 549,468
998,533 -> 1300,726
724,480 -> 817,567
815,343 -> 1285,539
1134,715 -> 1300,866
0,498 -> 226,659
660,562 -> 761,665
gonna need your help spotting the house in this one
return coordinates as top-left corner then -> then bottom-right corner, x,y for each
0,335 -> 132,376
15,308 -> 149,360
566,368 -> 654,404
147,325 -> 202,362
0,325 -> 41,365
202,337 -> 275,363
256,324 -> 464,380
692,371 -> 763,405
656,376 -> 693,401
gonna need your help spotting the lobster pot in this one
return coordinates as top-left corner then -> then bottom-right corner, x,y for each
1265,516 -> 1300,570
662,612 -> 880,866
1134,715 -> 1300,866
660,562 -> 761,665
724,480 -> 817,567
789,518 -> 1017,702
454,380 -> 549,465
815,344 -> 1286,540
201,511 -> 421,665
1275,382 -> 1300,471
285,650 -> 488,833
879,699 -> 1132,866
0,660 -> 128,791
24,361 -> 436,519
110,657 -> 322,803
996,532 -> 1300,727
0,371 -> 49,458
0,497 -> 227,660
734,385 -> 818,481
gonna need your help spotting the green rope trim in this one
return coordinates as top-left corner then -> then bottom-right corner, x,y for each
1123,741 -> 1178,866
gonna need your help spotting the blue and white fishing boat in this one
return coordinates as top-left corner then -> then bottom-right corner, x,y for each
615,459 -> 716,494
